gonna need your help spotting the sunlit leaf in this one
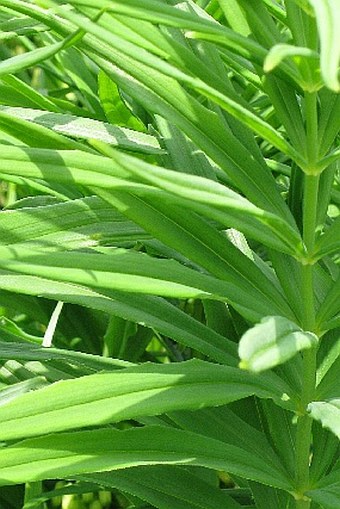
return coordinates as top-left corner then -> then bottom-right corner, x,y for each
308,0 -> 340,92
239,316 -> 318,372
308,399 -> 340,439
0,426 -> 293,490
0,359 -> 293,441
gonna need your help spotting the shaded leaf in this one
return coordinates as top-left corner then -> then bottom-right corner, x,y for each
307,483 -> 340,509
0,272 -> 237,365
85,466 -> 243,509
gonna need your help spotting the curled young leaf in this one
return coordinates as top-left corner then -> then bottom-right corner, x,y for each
238,316 -> 318,372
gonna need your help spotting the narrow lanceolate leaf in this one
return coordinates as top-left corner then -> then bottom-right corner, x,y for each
27,466 -> 244,509
314,216 -> 340,259
0,340 -> 132,372
15,0 -> 301,220
0,273 -> 238,365
0,245 -> 269,303
0,40 -> 66,77
92,144 -> 304,257
0,108 -> 91,151
0,359 -> 293,441
238,316 -> 318,372
0,196 -> 148,250
96,189 -> 295,321
0,426 -> 293,490
81,467 -> 243,509
0,20 -> 84,75
0,106 -> 163,154
51,2 -> 303,166
308,0 -> 340,92
0,378 -> 48,407
308,400 -> 340,439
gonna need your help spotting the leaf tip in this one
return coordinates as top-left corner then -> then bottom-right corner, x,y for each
238,360 -> 249,370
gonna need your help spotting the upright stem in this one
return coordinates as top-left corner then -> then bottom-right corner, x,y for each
294,92 -> 319,508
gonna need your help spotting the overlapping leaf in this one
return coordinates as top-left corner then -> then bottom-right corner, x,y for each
0,358 -> 294,441
0,196 -> 148,249
0,273 -> 237,365
0,106 -> 162,154
0,426 -> 293,490
93,145 -> 304,257
96,190 -> 294,322
1,0 -> 305,214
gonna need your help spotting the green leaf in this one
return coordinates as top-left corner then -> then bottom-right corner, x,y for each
308,399 -> 340,439
318,90 -> 340,156
92,144 -> 304,257
0,426 -> 293,490
0,244 -> 274,303
24,466 -> 243,509
154,115 -> 217,180
308,0 -> 340,92
238,316 -> 318,372
307,463 -> 340,509
80,466 -> 243,509
0,40 -> 66,77
0,106 -> 163,154
21,1 -> 304,214
249,482 -> 295,509
0,272 -> 237,365
314,216 -> 340,259
55,46 -> 104,118
216,0 -> 250,36
0,196 -> 148,250
169,405 -> 288,477
308,484 -> 340,509
0,359 -> 293,441
0,378 -> 48,406
263,76 -> 307,152
0,108 -> 90,151
95,189 -> 295,321
264,43 -> 318,71
316,274 -> 340,327
98,70 -> 145,130
316,339 -> 340,400
0,74 -> 61,112
0,14 -> 48,38
310,421 -> 339,484
0,339 -> 132,372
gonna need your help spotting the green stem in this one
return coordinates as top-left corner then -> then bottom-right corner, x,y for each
304,92 -> 318,173
295,91 -> 320,508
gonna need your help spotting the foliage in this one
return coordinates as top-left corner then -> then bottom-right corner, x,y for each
0,1 -> 339,508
